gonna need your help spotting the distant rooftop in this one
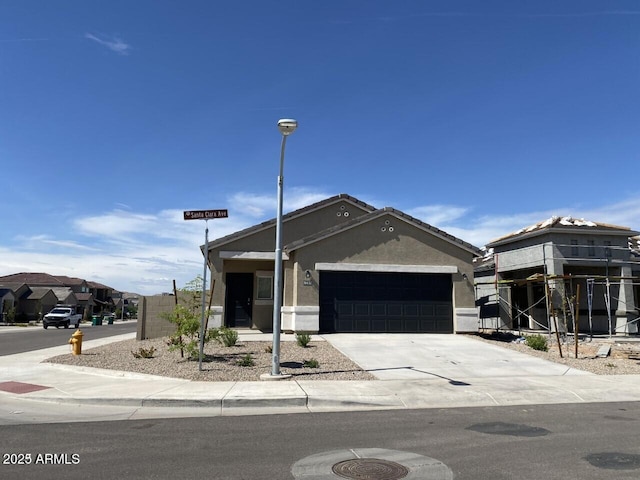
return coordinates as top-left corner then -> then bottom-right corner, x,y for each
488,216 -> 637,247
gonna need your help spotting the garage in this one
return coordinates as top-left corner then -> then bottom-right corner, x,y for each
319,271 -> 453,333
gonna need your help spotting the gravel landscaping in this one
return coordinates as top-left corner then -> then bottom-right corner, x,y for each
45,336 -> 375,382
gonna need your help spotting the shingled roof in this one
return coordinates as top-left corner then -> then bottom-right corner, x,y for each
0,272 -> 68,286
0,273 -> 115,291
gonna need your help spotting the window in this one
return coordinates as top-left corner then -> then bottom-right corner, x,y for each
570,240 -> 579,257
604,240 -> 612,258
256,272 -> 273,300
587,240 -> 595,257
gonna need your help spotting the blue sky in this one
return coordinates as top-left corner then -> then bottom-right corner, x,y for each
1,1 -> 639,295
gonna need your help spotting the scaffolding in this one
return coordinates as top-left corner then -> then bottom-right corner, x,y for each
475,241 -> 640,339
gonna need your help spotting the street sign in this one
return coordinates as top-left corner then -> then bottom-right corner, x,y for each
183,209 -> 228,220
183,208 -> 228,371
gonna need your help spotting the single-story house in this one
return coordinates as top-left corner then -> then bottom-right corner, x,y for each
20,287 -> 59,320
205,194 -> 481,334
475,216 -> 640,335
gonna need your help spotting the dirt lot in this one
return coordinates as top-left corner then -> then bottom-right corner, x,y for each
472,331 -> 640,375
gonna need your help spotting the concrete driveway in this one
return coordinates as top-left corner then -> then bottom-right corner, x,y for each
323,334 -> 590,380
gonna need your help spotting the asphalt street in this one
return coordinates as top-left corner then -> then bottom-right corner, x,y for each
0,322 -> 137,356
1,402 -> 639,480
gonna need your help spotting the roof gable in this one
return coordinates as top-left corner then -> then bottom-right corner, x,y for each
50,287 -> 77,302
208,193 -> 376,250
0,283 -> 30,296
24,287 -> 56,301
285,207 -> 481,256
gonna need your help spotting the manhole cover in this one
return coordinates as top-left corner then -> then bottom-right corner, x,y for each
332,458 -> 409,479
291,448 -> 453,479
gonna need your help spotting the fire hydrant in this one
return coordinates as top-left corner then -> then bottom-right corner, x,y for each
69,329 -> 83,356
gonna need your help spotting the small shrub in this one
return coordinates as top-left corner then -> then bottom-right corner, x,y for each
237,354 -> 255,367
303,358 -> 319,368
210,327 -> 239,347
296,333 -> 312,348
132,346 -> 156,359
163,304 -> 204,359
264,345 -> 273,353
5,306 -> 16,323
525,334 -> 548,352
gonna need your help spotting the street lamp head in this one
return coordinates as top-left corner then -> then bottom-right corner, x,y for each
277,118 -> 298,136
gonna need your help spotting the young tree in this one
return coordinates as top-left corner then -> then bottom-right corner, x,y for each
163,276 -> 211,360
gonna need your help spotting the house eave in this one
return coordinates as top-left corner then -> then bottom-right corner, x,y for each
219,251 -> 289,261
315,263 -> 459,274
488,226 -> 640,249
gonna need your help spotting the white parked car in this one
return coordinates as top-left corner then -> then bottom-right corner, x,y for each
43,306 -> 82,329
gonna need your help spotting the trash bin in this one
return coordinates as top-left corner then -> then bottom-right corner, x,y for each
105,315 -> 114,325
92,315 -> 102,326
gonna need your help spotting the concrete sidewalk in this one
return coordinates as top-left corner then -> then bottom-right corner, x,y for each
2,332 -> 640,422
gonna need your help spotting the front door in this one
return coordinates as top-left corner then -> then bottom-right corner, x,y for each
225,273 -> 253,328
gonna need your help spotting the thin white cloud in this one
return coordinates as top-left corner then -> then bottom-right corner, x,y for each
416,196 -> 640,248
74,210 -> 157,237
228,187 -> 333,218
15,234 -> 99,252
227,193 -> 274,218
84,33 -> 131,55
407,205 -> 469,226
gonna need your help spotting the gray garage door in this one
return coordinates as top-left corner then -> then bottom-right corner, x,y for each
319,271 -> 453,333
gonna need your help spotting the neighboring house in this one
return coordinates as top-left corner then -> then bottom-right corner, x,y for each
0,273 -> 117,320
0,283 -> 31,302
205,194 -> 481,334
87,281 -> 116,312
0,283 -> 49,320
20,287 -> 58,320
475,217 -> 640,335
74,292 -> 95,315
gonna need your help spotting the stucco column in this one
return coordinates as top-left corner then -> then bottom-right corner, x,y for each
526,282 -> 538,329
615,266 -> 638,335
496,273 -> 511,330
544,244 -> 566,332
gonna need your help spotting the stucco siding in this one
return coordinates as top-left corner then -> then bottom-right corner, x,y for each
290,214 -> 476,310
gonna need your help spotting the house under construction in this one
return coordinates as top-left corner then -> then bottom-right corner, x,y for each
475,217 -> 640,336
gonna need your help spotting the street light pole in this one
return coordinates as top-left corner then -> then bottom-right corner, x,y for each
270,119 -> 297,377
